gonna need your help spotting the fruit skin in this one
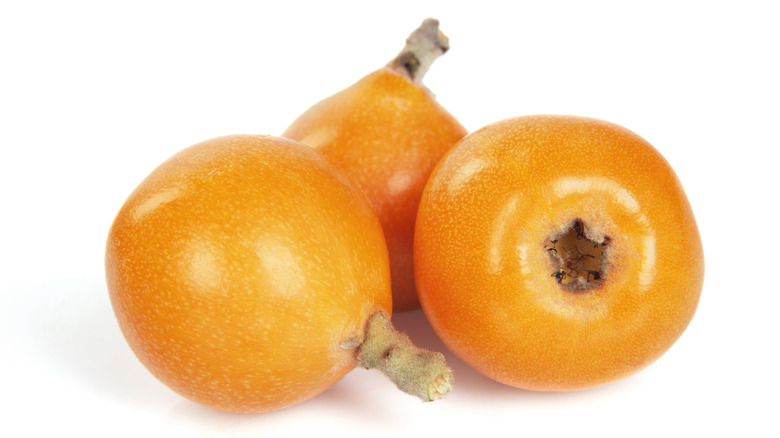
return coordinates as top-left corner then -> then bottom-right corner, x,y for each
414,115 -> 704,391
106,135 -> 392,412
283,67 -> 467,311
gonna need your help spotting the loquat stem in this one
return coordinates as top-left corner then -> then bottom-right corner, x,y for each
388,18 -> 450,86
356,312 -> 453,401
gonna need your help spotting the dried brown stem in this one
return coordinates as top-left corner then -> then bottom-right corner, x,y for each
388,18 -> 450,85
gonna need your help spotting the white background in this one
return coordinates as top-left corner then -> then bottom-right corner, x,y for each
2,1 -> 778,436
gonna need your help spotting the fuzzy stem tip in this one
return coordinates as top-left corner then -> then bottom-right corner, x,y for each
356,312 -> 453,401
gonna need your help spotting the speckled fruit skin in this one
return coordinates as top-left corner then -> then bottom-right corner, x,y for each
414,115 -> 704,391
284,68 -> 467,311
106,135 -> 392,412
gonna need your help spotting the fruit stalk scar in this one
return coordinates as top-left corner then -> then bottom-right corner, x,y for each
388,18 -> 450,85
355,312 -> 453,401
547,219 -> 610,291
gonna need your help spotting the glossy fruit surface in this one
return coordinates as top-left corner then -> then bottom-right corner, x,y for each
415,115 -> 704,391
284,21 -> 467,311
106,135 -> 391,412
